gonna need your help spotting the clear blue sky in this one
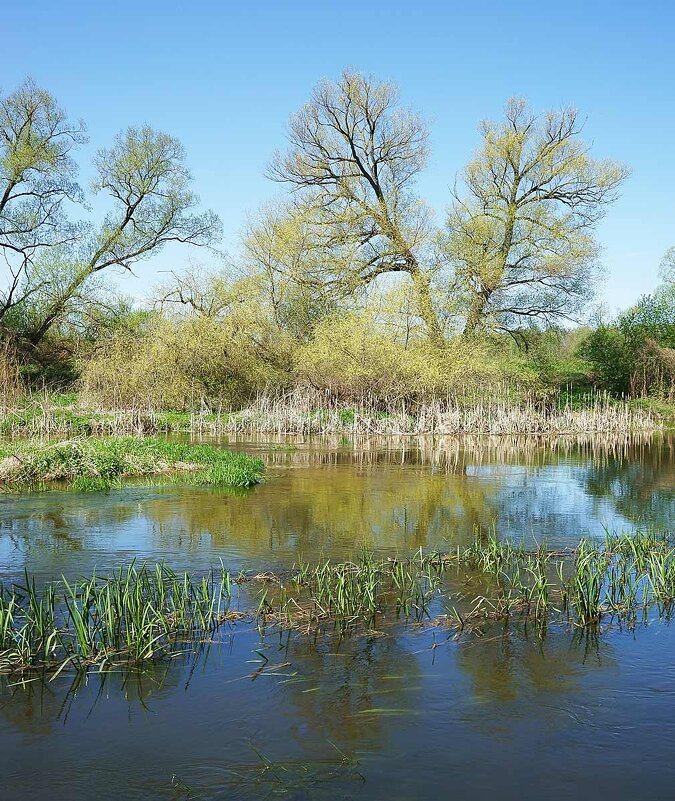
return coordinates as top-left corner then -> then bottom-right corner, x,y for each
3,0 -> 674,313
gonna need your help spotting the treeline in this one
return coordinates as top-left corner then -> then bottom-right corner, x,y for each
0,71 -> 673,411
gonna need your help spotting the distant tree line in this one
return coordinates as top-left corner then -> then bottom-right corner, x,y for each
1,71 -> 672,406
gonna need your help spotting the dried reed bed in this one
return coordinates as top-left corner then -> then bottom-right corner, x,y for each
222,388 -> 658,436
0,386 -> 661,437
0,340 -> 24,412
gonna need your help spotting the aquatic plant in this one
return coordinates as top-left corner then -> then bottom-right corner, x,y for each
2,531 -> 674,677
0,563 -> 237,674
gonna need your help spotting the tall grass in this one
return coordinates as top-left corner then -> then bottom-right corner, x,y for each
0,385 -> 662,437
0,563 -> 236,674
224,387 -> 658,435
0,340 -> 25,412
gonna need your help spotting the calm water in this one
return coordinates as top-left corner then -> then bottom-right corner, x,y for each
0,433 -> 673,800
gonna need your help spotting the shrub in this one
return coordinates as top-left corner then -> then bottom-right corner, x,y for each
579,283 -> 675,398
80,314 -> 291,410
294,311 -> 529,402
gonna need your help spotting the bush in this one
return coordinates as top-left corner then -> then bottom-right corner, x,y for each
80,314 -> 291,410
294,311 -> 530,402
579,283 -> 675,398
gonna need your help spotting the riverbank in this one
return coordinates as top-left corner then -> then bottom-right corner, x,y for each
0,437 -> 264,492
0,389 -> 671,437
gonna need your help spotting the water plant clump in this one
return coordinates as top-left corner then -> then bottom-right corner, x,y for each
0,563 -> 238,675
0,437 -> 265,492
1,532 -> 674,677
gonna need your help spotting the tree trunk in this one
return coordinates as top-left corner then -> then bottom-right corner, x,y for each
410,267 -> 444,346
462,292 -> 489,336
25,271 -> 89,345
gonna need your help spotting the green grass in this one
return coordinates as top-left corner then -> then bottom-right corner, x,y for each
0,437 -> 264,492
628,397 -> 675,426
0,562 -> 236,673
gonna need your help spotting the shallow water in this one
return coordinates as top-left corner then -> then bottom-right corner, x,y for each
0,433 -> 674,800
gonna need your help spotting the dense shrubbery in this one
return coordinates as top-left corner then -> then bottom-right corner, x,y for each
294,311 -> 532,401
76,307 -> 538,411
80,312 -> 292,410
580,284 -> 675,400
67,280 -> 672,414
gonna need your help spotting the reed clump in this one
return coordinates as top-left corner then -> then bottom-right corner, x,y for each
188,387 -> 660,436
0,563 -> 237,674
455,530 -> 675,626
2,531 -> 674,676
0,437 -> 264,491
257,549 -> 445,629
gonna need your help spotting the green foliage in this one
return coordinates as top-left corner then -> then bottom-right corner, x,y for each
579,282 -> 675,397
295,310 -> 527,402
0,437 -> 264,491
80,313 -> 291,410
0,562 -> 237,673
510,328 -> 592,389
445,98 -> 627,334
0,73 -> 666,416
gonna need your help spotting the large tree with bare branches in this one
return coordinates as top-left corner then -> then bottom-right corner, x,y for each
270,69 -> 444,344
24,126 -> 221,344
0,79 -> 86,323
1,79 -> 221,345
446,98 -> 628,336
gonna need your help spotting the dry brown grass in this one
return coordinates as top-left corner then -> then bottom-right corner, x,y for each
0,341 -> 24,412
220,387 -> 658,435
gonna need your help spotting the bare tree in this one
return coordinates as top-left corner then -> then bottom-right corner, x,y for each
270,69 -> 443,344
26,126 -> 221,343
446,98 -> 629,335
0,79 -> 86,321
155,261 -> 239,319
242,202 -> 338,340
660,248 -> 675,285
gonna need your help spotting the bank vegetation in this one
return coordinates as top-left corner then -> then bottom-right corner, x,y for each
0,73 -> 671,433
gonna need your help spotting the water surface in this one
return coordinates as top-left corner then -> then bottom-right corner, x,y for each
0,433 -> 673,800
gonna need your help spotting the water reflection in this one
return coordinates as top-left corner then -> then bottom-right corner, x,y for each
1,617 -> 667,801
0,433 -> 671,582
0,432 -> 673,800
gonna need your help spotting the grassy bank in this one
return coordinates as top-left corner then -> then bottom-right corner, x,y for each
0,388 -> 670,437
1,531 -> 673,676
0,437 -> 264,492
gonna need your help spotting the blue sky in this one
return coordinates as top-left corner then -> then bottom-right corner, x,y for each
3,0 -> 674,313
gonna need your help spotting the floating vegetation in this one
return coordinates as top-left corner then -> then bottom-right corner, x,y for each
0,437 -> 264,492
1,531 -> 673,677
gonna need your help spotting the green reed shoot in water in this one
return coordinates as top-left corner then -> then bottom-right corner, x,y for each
0,530 -> 674,676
